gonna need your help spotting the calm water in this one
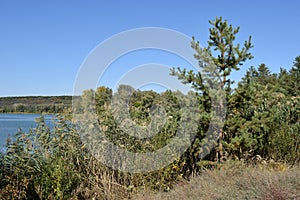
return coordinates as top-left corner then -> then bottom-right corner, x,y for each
0,113 -> 55,150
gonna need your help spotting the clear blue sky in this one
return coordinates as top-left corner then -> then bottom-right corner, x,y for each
0,0 -> 299,97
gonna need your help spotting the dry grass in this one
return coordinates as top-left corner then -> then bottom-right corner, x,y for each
133,161 -> 300,200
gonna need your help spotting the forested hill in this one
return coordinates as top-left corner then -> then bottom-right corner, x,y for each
0,96 -> 73,113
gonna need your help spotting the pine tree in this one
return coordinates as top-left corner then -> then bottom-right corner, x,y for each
171,16 -> 253,161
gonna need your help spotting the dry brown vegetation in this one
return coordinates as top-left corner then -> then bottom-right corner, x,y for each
134,161 -> 300,200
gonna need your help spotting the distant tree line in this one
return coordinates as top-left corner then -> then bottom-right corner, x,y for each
0,96 -> 73,113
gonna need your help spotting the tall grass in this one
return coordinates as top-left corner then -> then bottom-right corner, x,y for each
134,161 -> 300,200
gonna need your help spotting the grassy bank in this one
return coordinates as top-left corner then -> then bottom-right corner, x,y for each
134,161 -> 300,200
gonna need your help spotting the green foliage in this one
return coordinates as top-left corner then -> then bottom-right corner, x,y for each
0,116 -> 88,199
171,16 -> 254,165
225,64 -> 300,163
171,16 -> 253,93
206,16 -> 253,89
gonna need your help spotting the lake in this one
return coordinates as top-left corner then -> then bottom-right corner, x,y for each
0,113 -> 55,150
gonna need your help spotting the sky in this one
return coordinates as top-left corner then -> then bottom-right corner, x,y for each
0,0 -> 299,97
